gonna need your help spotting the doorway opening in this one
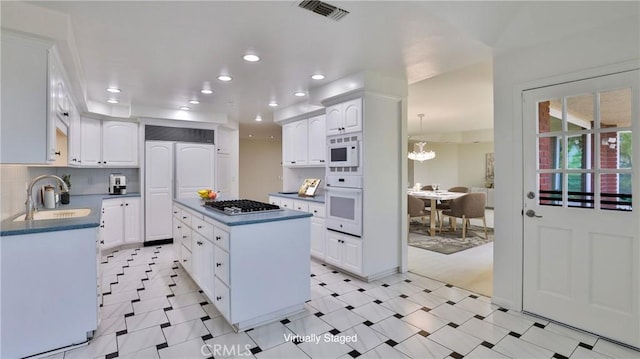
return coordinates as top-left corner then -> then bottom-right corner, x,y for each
407,142 -> 495,297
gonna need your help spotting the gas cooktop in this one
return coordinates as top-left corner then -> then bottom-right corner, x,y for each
203,199 -> 281,215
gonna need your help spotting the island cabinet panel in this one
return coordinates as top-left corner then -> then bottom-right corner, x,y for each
1,228 -> 98,358
226,219 -> 310,328
173,198 -> 311,331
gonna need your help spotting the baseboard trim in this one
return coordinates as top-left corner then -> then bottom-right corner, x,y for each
144,238 -> 174,247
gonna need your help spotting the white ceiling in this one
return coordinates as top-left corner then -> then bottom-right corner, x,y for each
8,1 -> 638,141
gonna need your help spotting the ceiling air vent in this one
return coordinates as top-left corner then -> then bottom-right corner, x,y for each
298,0 -> 350,21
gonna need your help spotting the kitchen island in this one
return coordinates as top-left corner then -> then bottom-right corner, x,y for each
0,193 -> 139,359
173,198 -> 312,331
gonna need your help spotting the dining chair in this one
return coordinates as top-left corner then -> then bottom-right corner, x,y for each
439,192 -> 487,240
408,194 -> 431,227
435,186 -> 469,224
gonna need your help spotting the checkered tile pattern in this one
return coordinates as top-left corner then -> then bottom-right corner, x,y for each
42,244 -> 639,359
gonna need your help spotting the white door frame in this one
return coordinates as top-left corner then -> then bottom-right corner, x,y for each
503,60 -> 640,314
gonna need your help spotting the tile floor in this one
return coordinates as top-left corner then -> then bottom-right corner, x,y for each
44,244 -> 639,359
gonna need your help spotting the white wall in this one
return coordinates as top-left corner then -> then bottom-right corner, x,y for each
493,17 -> 640,310
458,142 -> 494,188
411,142 -> 493,190
239,139 -> 282,202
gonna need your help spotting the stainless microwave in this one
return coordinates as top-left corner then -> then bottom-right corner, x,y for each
328,136 -> 360,168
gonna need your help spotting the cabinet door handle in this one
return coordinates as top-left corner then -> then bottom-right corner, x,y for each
216,262 -> 221,267
173,211 -> 178,214
197,225 -> 202,229
100,240 -> 104,244
177,225 -> 181,229
216,296 -> 222,301
103,161 -> 107,164
215,236 -> 221,241
120,203 -> 124,206
63,112 -> 69,117
197,241 -> 203,246
183,235 -> 187,239
125,203 -> 129,206
183,216 -> 187,219
183,259 -> 187,262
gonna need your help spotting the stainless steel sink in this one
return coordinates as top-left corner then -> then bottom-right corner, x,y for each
13,208 -> 92,222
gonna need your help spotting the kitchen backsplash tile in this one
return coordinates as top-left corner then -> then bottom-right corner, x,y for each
0,165 -> 140,220
0,165 -> 31,221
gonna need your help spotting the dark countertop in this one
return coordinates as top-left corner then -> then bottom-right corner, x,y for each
174,198 -> 312,226
0,193 -> 140,237
268,192 -> 325,204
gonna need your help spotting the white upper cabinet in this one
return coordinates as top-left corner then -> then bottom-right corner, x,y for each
102,121 -> 138,166
0,32 -> 56,164
307,115 -> 326,165
216,130 -> 232,154
326,98 -> 362,136
79,118 -> 139,167
282,114 -> 326,167
67,101 -> 81,165
80,117 -> 102,166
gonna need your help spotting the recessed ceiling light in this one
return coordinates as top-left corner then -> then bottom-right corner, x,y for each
311,74 -> 325,80
243,54 -> 260,62
268,101 -> 279,107
248,134 -> 253,138
201,89 -> 213,94
188,100 -> 200,105
106,87 -> 121,93
179,106 -> 191,111
294,91 -> 306,97
217,75 -> 232,82
270,135 -> 275,139
255,115 -> 263,122
107,99 -> 119,104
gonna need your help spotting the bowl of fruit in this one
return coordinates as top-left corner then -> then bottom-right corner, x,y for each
198,189 -> 217,201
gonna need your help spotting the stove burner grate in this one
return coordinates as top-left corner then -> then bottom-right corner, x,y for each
203,199 -> 281,215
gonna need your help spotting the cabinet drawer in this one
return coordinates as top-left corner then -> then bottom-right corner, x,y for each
279,199 -> 294,210
213,226 -> 230,252
180,244 -> 192,273
293,200 -> 309,212
172,205 -> 181,219
181,228 -> 192,251
308,203 -> 325,218
214,249 -> 230,285
191,216 -> 213,238
268,196 -> 280,206
179,209 -> 193,228
214,277 -> 230,321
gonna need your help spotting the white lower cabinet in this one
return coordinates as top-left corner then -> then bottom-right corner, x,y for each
192,231 -> 215,300
101,197 -> 141,249
214,277 -> 231,320
325,230 -> 362,275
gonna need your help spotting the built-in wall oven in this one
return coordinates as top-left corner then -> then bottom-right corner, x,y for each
325,176 -> 363,237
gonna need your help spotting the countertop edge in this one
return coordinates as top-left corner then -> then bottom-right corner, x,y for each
268,192 -> 325,204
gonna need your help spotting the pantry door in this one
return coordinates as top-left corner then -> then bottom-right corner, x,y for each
522,70 -> 639,347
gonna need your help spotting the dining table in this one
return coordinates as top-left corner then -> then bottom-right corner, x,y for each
407,190 -> 465,236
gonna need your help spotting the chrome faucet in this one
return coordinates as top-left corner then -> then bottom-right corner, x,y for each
25,174 -> 69,220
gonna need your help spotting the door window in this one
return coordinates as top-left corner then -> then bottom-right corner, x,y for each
536,88 -> 633,211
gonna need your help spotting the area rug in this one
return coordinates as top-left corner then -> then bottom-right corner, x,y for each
409,221 -> 494,255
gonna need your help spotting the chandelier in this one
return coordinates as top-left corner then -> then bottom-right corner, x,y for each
408,114 -> 436,162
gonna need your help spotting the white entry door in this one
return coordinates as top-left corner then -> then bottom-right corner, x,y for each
523,70 -> 639,347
